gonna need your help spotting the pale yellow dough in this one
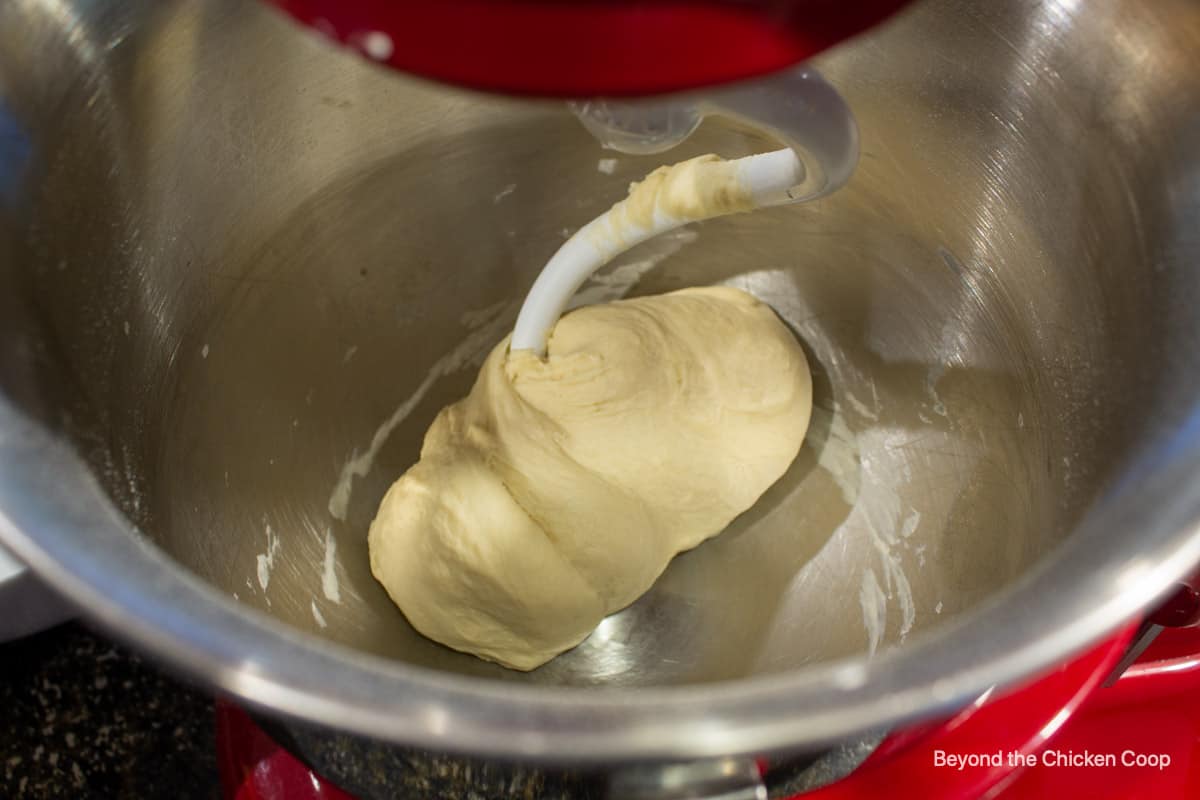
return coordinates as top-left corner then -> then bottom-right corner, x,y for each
368,286 -> 812,670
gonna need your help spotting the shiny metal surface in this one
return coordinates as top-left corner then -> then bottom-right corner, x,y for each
609,759 -> 766,800
0,543 -> 73,641
1,0 -> 1199,762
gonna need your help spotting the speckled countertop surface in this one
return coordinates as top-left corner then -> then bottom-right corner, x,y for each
0,623 -> 871,800
0,623 -> 219,799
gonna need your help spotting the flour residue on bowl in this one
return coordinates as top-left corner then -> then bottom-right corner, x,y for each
856,435 -> 918,651
843,408 -> 997,657
805,415 -> 936,658
322,527 -> 341,603
255,522 -> 281,592
794,399 -> 919,656
459,299 -> 510,328
813,406 -> 916,655
859,569 -> 887,656
492,183 -> 517,204
568,229 -> 697,310
807,403 -> 860,505
311,599 -> 327,629
327,299 -> 518,521
844,385 -> 880,421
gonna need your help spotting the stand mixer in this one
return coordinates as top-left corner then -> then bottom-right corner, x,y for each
224,3 -> 1200,797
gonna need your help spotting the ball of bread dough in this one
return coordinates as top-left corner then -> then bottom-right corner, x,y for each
368,286 -> 812,670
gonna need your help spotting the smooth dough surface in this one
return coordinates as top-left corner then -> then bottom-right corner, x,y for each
368,286 -> 812,669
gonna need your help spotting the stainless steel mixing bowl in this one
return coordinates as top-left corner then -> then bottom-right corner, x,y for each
1,0 -> 1199,763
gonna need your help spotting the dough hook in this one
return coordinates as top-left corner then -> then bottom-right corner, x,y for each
511,67 -> 859,355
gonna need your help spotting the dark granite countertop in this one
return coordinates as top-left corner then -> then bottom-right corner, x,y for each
0,624 -> 873,800
0,622 -> 219,799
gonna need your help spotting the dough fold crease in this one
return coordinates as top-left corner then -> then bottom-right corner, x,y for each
369,286 -> 812,670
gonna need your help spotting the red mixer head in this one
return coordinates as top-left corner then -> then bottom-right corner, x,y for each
269,0 -> 912,96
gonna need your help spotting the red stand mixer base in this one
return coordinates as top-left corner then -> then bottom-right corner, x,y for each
215,625 -> 1200,800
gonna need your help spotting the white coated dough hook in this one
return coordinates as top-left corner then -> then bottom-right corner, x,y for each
511,68 -> 859,356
